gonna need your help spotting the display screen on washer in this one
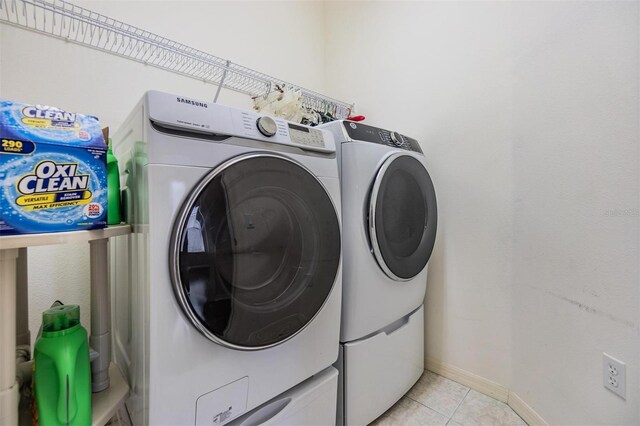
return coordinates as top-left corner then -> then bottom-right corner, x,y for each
171,155 -> 340,349
369,154 -> 437,280
288,123 -> 309,133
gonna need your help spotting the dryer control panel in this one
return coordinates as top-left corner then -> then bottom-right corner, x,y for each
341,121 -> 423,154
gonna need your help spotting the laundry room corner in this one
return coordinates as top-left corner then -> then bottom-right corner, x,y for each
323,0 -> 515,391
1,1 -> 638,425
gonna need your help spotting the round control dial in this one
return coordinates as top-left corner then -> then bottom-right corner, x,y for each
390,131 -> 403,146
256,116 -> 277,137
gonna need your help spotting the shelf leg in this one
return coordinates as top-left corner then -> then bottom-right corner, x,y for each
16,248 -> 31,349
0,249 -> 19,426
89,239 -> 111,393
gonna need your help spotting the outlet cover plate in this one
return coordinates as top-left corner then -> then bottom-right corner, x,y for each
603,353 -> 626,399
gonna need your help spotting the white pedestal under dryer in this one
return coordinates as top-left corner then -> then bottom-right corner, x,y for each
320,121 -> 438,426
111,91 -> 343,425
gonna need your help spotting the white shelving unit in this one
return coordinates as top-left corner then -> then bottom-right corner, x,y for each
0,0 -> 354,118
0,225 -> 131,426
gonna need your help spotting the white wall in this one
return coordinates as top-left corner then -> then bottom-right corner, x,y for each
325,1 -> 639,424
509,2 -> 639,424
0,0 -> 327,345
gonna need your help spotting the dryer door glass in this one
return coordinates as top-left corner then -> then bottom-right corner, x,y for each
170,154 -> 341,349
369,154 -> 437,281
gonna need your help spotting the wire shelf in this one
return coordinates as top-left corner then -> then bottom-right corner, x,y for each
0,0 -> 354,118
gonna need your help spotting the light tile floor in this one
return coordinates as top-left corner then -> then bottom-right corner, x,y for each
371,371 -> 528,426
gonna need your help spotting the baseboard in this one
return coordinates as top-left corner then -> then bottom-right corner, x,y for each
425,357 -> 509,402
425,357 -> 548,425
508,392 -> 548,426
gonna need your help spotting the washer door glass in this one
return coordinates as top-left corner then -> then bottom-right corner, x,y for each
170,154 -> 341,349
369,154 -> 437,281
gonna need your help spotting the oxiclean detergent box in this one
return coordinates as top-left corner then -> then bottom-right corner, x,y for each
0,99 -> 107,235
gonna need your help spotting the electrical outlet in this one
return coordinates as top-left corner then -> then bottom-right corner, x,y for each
603,353 -> 626,399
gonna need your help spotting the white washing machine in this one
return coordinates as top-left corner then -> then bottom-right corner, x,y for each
111,91 -> 342,425
320,121 -> 437,426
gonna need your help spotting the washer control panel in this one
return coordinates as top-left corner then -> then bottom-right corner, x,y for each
342,121 -> 422,153
288,123 -> 326,148
232,110 -> 332,152
145,91 -> 335,154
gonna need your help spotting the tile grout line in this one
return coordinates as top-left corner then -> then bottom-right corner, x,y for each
404,372 -> 475,422
448,387 -> 471,423
404,382 -> 472,422
404,394 -> 452,419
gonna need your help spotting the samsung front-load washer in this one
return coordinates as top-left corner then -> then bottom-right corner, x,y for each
321,121 -> 437,426
111,91 -> 342,425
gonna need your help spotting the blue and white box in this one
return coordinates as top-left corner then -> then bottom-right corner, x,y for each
0,99 -> 107,235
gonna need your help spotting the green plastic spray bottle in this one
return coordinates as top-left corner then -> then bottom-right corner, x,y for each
106,138 -> 122,225
33,305 -> 91,426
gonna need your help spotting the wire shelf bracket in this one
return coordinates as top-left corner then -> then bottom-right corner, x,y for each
0,0 -> 354,118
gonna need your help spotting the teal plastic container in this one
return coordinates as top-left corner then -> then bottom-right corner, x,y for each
106,138 -> 121,225
33,305 -> 92,425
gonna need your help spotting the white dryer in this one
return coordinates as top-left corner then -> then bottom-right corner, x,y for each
111,91 -> 342,425
321,121 -> 437,426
